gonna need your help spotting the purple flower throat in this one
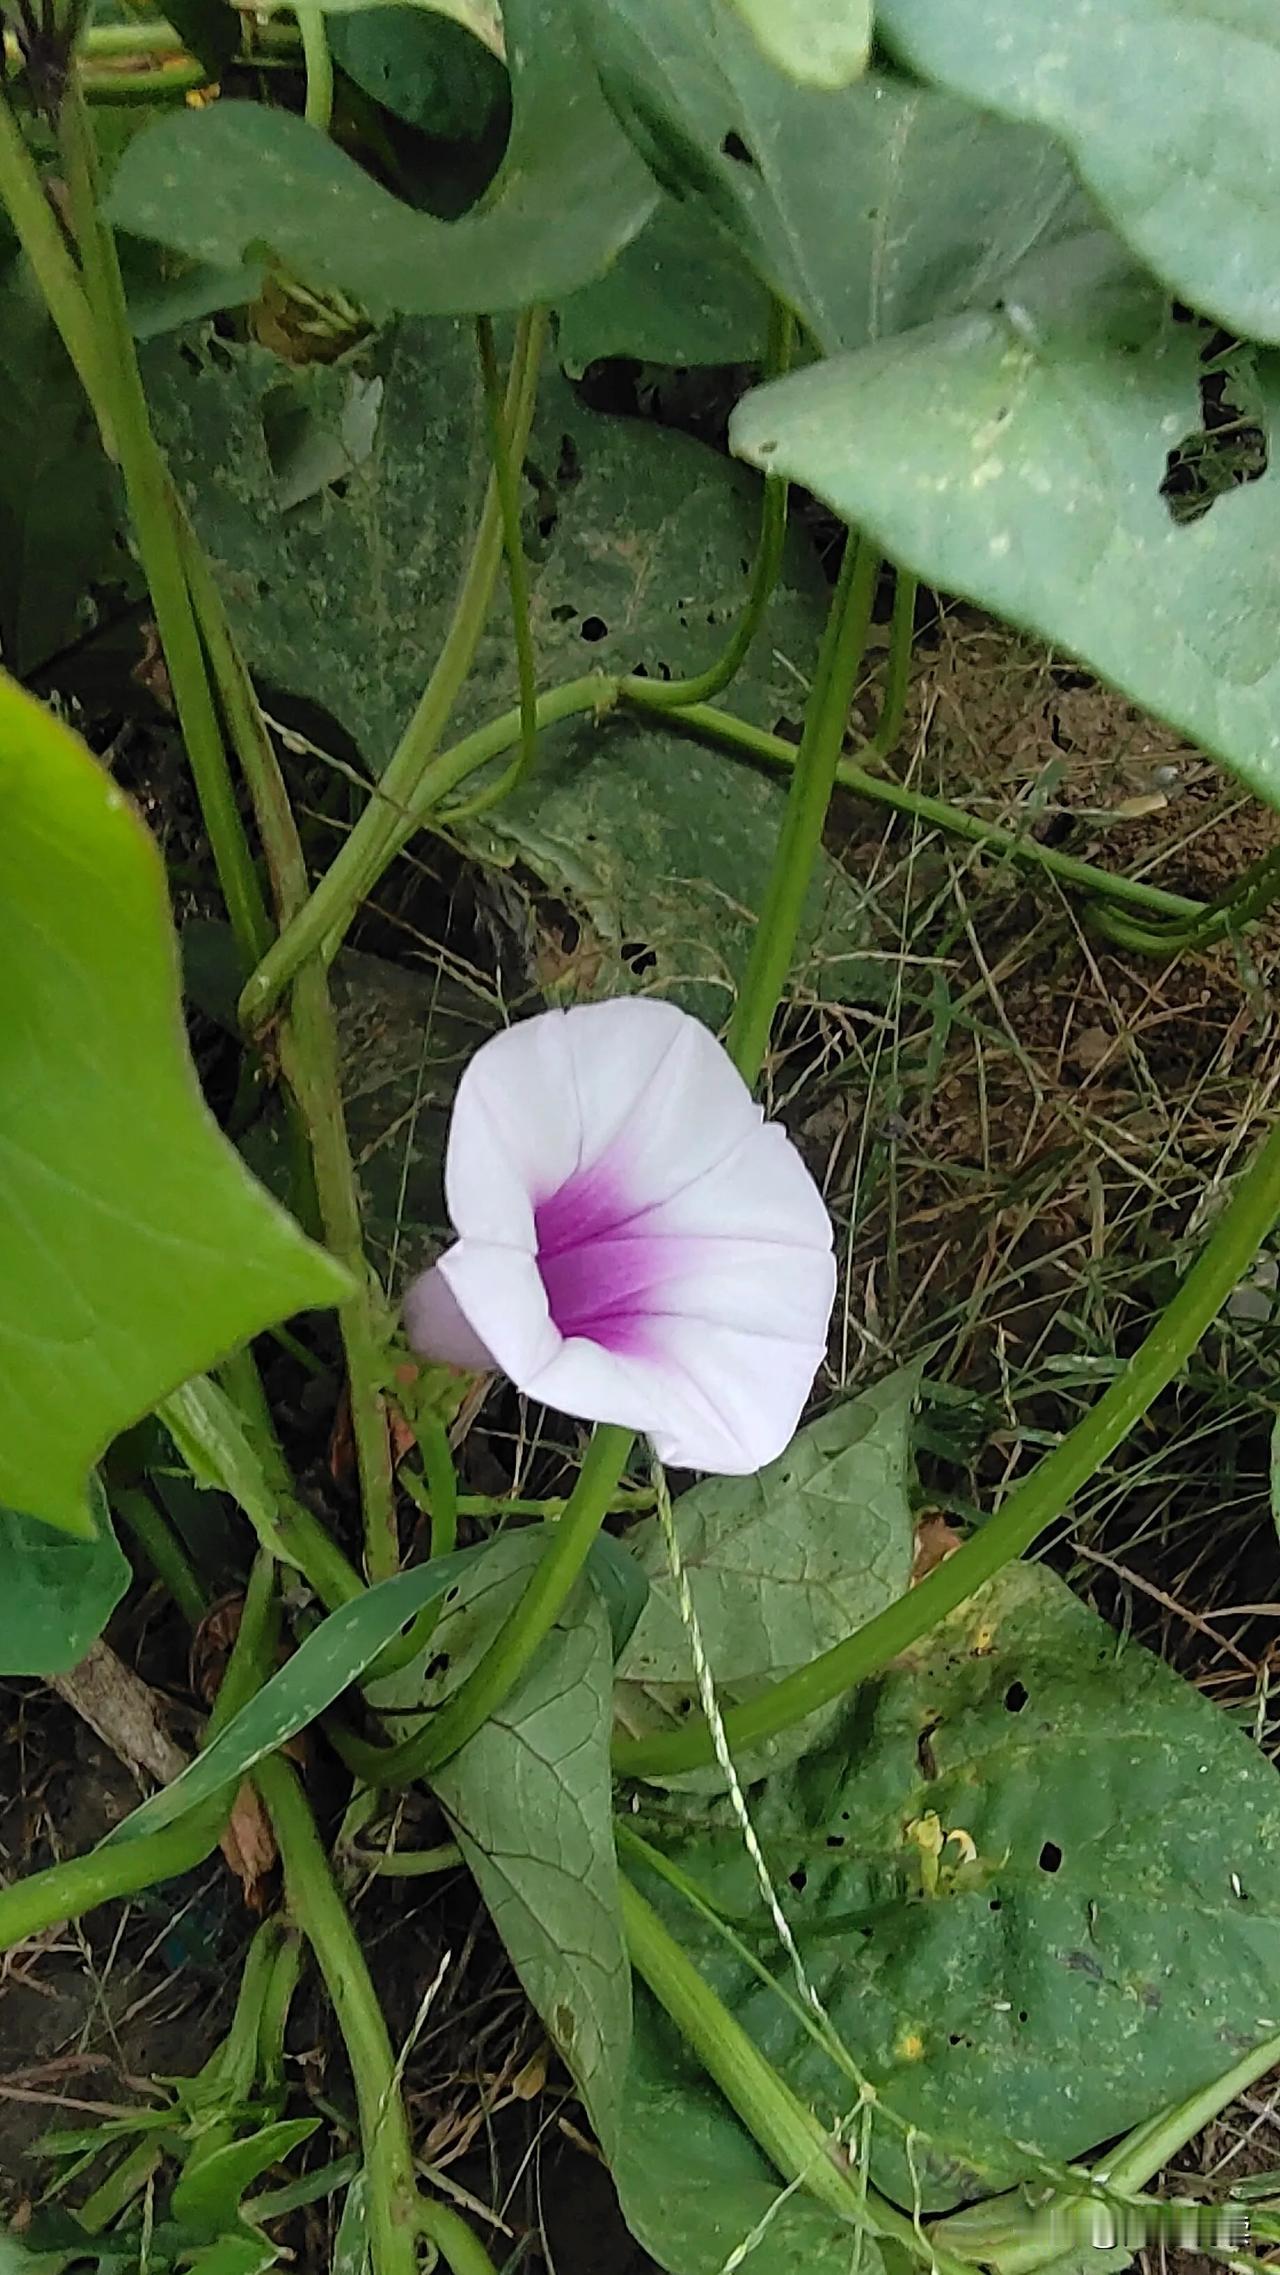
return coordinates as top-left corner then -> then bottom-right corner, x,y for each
534,1159 -> 670,1355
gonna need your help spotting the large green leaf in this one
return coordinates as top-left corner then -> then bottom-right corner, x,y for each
557,196 -> 768,373
634,1559 -> 1280,2212
326,3 -> 506,135
0,676 -> 349,1535
877,0 -> 1280,344
108,0 -> 657,321
730,0 -> 871,90
616,1993 -> 880,2275
431,1577 -> 632,2157
732,237 -> 1280,814
583,1 -> 1083,354
616,1376 -> 917,1785
0,251 -> 126,678
0,1480 -> 129,1677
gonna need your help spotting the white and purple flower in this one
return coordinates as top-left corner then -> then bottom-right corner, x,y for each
403,998 -> 836,1474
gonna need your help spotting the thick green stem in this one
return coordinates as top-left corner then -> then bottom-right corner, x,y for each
617,1114 -> 1280,1778
259,1753 -> 494,2275
621,1874 -> 960,2267
58,84 -> 272,972
463,313 -> 539,815
621,303 -> 794,714
184,530 -> 399,1580
297,4 -> 334,129
368,1424 -> 633,1785
0,82 -> 103,410
112,1485 -> 207,1624
728,533 -> 879,1080
239,309 -> 548,1030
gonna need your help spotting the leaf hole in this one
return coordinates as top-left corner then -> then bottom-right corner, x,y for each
826,1834 -> 845,1849
425,1651 -> 449,1681
1160,337 -> 1268,525
550,602 -> 577,624
721,129 -> 757,168
1038,1840 -> 1063,1874
988,1899 -> 1002,1913
789,1868 -> 807,1894
580,615 -> 608,643
916,1720 -> 940,1779
556,432 -> 582,487
1018,2009 -> 1029,2023
1003,1681 -> 1029,1713
622,940 -> 657,975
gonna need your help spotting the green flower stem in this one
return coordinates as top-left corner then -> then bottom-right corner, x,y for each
464,313 -> 539,815
728,532 -> 880,1081
258,1750 -> 495,2275
620,303 -> 794,714
616,1112 -> 1280,1779
647,697 -> 1205,928
0,1550 -> 277,1953
238,309 -> 548,1031
298,4 -> 334,129
57,83 -> 273,974
856,568 -> 917,770
80,60 -> 208,100
1098,836 -> 1280,955
620,1872 -> 962,2269
184,532 -> 398,1582
366,1423 -> 634,1786
257,1927 -> 305,2096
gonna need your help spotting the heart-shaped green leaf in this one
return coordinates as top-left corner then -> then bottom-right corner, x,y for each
0,674 -> 349,1533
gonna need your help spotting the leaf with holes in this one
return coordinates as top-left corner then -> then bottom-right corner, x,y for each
430,1560 -> 632,2158
631,1558 -> 1280,2212
583,0 -> 1084,354
0,1480 -> 129,1677
145,319 -> 884,1015
616,1375 -> 918,1787
732,237 -> 1280,813
876,0 -> 1280,345
0,676 -> 349,1535
108,0 -> 656,320
615,1992 -> 882,2275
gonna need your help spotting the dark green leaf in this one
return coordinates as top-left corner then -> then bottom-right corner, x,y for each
617,1376 -> 918,1784
108,0 -> 657,320
731,237 -> 1280,813
0,254 -> 126,678
634,1560 -> 1280,2212
432,1580 -> 631,2157
878,0 -> 1280,343
588,1531 -> 650,1659
0,1480 -> 129,1676
557,197 -> 769,373
617,1992 -> 882,2275
327,5 -> 506,135
583,1 -> 1083,353
0,676 -> 350,1534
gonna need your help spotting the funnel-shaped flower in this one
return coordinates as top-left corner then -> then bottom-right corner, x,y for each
404,999 -> 835,1474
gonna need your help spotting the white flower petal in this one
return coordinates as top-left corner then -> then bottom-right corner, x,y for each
644,1313 -> 833,1473
561,998 -> 762,1205
436,1241 -> 560,1385
444,1013 -> 580,1245
402,1261 -> 496,1370
640,1121 -> 834,1251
